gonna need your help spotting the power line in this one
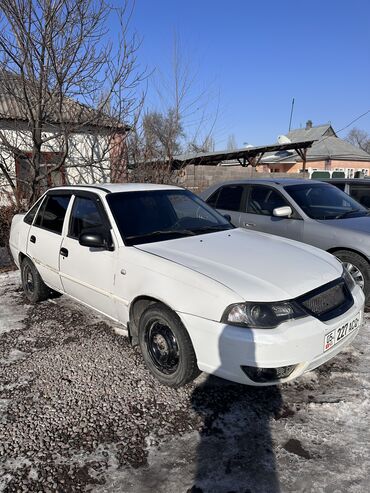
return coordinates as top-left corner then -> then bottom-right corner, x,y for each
268,109 -> 370,165
331,109 -> 370,136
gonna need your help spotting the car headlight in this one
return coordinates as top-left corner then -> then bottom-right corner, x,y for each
221,301 -> 307,329
342,266 -> 356,291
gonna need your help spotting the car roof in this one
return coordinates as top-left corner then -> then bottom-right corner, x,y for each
205,178 -> 325,188
323,178 -> 370,185
49,183 -> 183,195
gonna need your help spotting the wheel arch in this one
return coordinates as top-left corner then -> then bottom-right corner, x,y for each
128,295 -> 178,346
327,247 -> 370,265
18,251 -> 28,266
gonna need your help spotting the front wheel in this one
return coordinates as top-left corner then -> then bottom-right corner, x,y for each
138,303 -> 200,387
335,250 -> 370,302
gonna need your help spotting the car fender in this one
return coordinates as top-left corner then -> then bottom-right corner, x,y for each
115,246 -> 241,324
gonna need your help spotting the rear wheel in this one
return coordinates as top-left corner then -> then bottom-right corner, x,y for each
138,303 -> 200,387
21,257 -> 50,303
335,250 -> 370,302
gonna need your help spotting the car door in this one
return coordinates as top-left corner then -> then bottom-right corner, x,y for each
240,184 -> 304,241
27,192 -> 72,291
207,184 -> 245,226
59,193 -> 118,319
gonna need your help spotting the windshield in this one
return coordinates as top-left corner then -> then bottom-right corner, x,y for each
284,183 -> 368,220
107,189 -> 233,245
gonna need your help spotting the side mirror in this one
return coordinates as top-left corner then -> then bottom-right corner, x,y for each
223,214 -> 232,222
79,232 -> 111,250
273,206 -> 292,218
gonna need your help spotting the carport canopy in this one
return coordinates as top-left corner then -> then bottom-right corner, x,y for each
172,140 -> 315,170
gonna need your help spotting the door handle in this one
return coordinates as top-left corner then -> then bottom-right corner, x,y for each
30,235 -> 36,244
243,222 -> 256,227
60,247 -> 69,257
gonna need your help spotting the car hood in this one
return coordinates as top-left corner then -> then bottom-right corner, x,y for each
136,228 -> 342,301
318,215 -> 370,233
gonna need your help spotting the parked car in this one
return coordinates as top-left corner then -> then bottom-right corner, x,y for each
201,179 -> 370,302
9,184 -> 364,387
323,178 -> 370,208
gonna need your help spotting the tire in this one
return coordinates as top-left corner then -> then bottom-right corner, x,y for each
21,257 -> 50,303
335,250 -> 370,302
138,303 -> 200,387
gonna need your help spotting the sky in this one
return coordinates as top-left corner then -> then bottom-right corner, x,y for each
113,0 -> 370,150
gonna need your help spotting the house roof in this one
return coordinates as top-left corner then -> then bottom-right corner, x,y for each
0,71 -> 130,132
287,123 -> 336,142
263,124 -> 370,164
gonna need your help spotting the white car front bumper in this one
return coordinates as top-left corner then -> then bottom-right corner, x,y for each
178,285 -> 365,386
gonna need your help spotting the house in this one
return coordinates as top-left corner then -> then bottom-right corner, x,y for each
260,121 -> 370,177
0,71 -> 130,203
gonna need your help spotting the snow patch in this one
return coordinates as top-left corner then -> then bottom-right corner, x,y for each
0,271 -> 26,335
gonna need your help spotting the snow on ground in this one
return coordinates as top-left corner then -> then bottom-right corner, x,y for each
0,271 -> 27,336
0,270 -> 369,492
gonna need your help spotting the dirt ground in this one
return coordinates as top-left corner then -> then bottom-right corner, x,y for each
1,270 -> 369,493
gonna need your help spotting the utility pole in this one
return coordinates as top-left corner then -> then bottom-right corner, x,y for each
288,98 -> 295,132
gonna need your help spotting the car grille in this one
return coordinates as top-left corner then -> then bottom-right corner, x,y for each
297,278 -> 353,322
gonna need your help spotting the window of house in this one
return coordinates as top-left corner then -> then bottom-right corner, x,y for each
247,185 -> 289,216
69,196 -> 107,239
34,194 -> 71,234
208,185 -> 244,211
15,152 -> 66,201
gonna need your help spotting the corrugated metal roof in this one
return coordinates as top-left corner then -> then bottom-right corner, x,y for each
0,71 -> 129,131
172,140 -> 314,167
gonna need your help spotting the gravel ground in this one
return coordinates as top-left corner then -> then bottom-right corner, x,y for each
0,270 -> 369,493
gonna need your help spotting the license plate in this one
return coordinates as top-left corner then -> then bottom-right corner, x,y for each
324,312 -> 361,352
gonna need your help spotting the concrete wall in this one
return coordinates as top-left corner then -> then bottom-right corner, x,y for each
178,165 -> 308,193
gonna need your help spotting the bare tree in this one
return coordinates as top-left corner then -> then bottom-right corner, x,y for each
226,134 -> 237,151
346,128 -> 370,154
129,36 -> 219,183
188,135 -> 215,153
0,0 -> 144,207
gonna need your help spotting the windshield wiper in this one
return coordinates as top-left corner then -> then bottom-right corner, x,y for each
193,225 -> 232,235
335,209 -> 364,219
126,229 -> 196,241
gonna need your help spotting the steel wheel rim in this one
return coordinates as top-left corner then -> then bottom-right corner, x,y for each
24,266 -> 35,293
342,261 -> 365,290
146,320 -> 179,374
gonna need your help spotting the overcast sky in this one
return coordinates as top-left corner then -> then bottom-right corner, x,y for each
115,0 -> 370,149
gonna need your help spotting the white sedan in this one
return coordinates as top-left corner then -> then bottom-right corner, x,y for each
9,184 -> 364,387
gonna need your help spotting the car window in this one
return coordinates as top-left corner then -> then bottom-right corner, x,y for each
69,196 -> 107,239
211,185 -> 244,211
349,185 -> 370,208
205,189 -> 220,207
34,194 -> 71,234
24,196 -> 44,225
330,182 -> 346,191
247,185 -> 289,216
285,183 -> 367,220
107,189 -> 232,246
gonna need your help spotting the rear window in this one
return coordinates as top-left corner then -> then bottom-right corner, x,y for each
207,185 -> 243,211
34,194 -> 71,234
24,197 -> 44,225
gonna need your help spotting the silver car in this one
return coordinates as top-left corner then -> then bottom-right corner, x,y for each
201,179 -> 370,302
